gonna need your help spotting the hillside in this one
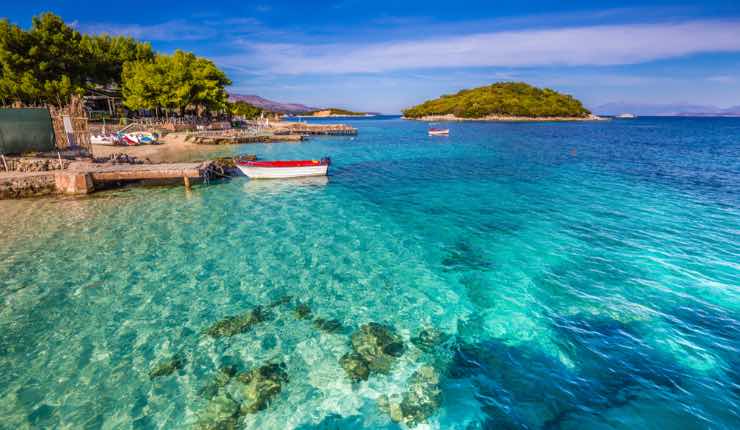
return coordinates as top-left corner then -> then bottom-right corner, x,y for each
403,82 -> 591,120
228,94 -> 318,114
301,108 -> 369,117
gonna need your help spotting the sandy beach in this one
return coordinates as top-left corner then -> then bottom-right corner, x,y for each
92,132 -> 244,163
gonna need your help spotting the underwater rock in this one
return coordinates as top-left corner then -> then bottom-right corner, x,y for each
313,318 -> 344,334
236,362 -> 289,414
148,354 -> 186,379
411,328 -> 450,352
204,306 -> 271,338
351,323 -> 405,374
294,303 -> 313,320
340,352 -> 370,382
378,365 -> 442,427
199,366 -> 240,400
269,295 -> 294,308
340,323 -> 405,381
442,240 -> 493,272
194,393 -> 241,430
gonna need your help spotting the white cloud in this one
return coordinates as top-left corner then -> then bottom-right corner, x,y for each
706,75 -> 736,83
80,20 -> 218,41
230,20 -> 740,74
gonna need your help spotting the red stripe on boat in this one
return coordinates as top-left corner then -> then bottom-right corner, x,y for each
237,159 -> 329,167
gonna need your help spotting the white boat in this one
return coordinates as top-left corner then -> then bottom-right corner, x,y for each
90,134 -> 119,145
236,158 -> 330,179
615,113 -> 637,119
429,128 -> 449,136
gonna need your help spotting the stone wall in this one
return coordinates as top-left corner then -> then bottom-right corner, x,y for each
0,173 -> 56,199
2,157 -> 72,172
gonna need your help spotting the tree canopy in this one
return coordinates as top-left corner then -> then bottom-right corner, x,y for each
121,50 -> 231,114
402,82 -> 591,119
0,12 -> 230,114
0,13 -> 154,105
228,101 -> 263,119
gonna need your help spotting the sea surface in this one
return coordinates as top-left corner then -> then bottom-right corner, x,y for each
1,116 -> 739,429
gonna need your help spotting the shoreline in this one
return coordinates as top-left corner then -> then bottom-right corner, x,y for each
293,114 -> 376,119
403,114 -> 607,122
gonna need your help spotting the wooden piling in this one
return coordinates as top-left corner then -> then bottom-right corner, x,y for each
183,176 -> 191,190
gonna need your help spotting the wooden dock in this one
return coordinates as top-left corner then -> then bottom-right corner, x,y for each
186,131 -> 304,145
273,123 -> 358,136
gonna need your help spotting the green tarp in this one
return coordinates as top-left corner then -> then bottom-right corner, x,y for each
0,108 -> 56,154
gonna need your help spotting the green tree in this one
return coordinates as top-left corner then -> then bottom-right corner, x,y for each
0,13 -> 86,105
80,34 -> 154,86
122,50 -> 231,115
228,101 -> 263,119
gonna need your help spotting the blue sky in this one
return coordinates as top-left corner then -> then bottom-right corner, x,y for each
4,1 -> 740,113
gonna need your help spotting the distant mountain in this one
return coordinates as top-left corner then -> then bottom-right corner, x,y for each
228,94 -> 318,114
593,102 -> 740,117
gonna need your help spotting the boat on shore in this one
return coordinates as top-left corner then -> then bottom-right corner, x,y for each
429,128 -> 449,136
236,158 -> 331,179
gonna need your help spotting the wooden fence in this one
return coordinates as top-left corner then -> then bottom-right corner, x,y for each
48,96 -> 91,151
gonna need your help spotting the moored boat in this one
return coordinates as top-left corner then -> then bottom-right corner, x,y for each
236,158 -> 331,179
428,128 -> 449,136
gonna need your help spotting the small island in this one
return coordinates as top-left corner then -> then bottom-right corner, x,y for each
403,82 -> 601,121
298,108 -> 373,118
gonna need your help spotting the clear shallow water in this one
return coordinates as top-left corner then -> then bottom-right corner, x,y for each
1,117 -> 739,429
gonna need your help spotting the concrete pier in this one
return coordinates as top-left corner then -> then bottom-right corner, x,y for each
55,172 -> 94,195
0,161 -> 211,199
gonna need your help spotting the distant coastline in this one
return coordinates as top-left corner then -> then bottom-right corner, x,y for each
404,113 -> 606,122
294,108 -> 376,118
295,113 -> 377,118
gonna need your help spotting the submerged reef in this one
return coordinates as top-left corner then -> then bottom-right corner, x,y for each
195,393 -> 241,430
411,328 -> 450,352
269,295 -> 294,308
148,354 -> 186,379
294,303 -> 313,320
195,362 -> 289,428
340,323 -> 405,381
204,306 -> 271,338
313,318 -> 344,334
199,366 -> 239,400
442,240 -> 493,272
236,362 -> 290,414
378,365 -> 442,427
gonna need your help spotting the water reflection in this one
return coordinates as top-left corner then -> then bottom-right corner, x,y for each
242,176 -> 329,194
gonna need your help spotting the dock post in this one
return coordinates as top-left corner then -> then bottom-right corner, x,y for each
183,176 -> 191,190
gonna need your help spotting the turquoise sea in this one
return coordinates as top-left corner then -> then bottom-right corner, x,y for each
1,116 -> 739,429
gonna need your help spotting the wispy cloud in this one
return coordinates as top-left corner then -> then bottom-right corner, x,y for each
706,75 -> 736,83
80,20 -> 218,41
229,20 -> 740,74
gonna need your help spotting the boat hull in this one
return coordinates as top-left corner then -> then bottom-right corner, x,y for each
236,164 -> 329,179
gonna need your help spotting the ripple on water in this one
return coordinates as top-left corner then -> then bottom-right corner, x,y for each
1,117 -> 739,429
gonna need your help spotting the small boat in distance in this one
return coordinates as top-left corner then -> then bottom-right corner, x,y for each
236,158 -> 331,179
615,113 -> 637,119
429,128 -> 450,136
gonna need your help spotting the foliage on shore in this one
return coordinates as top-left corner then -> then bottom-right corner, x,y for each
0,13 -> 231,114
228,101 -> 263,119
122,51 -> 231,114
0,13 -> 153,105
402,82 -> 591,119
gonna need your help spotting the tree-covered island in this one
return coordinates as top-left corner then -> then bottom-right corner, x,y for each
403,82 -> 597,121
